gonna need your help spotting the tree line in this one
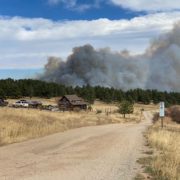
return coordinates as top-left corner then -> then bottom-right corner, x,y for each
0,78 -> 179,106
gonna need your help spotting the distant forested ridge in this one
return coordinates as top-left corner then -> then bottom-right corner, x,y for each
0,79 -> 179,106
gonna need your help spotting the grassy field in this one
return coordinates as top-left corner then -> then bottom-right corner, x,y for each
137,108 -> 180,180
0,100 -> 151,146
146,122 -> 180,180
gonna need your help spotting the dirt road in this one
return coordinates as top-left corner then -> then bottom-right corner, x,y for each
0,112 -> 153,180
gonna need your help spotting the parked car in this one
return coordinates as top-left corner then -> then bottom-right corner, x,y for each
28,101 -> 42,108
0,98 -> 8,107
13,100 -> 29,108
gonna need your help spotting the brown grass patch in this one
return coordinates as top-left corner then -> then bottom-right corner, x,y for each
146,123 -> 180,180
134,173 -> 146,180
0,101 -> 150,146
166,106 -> 180,124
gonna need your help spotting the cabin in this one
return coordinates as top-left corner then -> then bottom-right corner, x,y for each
58,95 -> 88,111
0,98 -> 8,106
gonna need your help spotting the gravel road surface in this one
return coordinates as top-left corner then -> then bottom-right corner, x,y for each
0,112 -> 153,180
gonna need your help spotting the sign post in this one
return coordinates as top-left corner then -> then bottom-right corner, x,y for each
159,102 -> 165,128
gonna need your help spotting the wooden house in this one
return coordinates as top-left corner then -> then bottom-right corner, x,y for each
58,95 -> 88,111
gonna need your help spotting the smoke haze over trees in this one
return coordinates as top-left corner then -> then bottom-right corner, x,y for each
39,22 -> 180,92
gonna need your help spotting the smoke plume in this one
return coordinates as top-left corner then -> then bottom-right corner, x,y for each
39,22 -> 180,92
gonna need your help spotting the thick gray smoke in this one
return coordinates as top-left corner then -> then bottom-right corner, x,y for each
146,23 -> 180,91
39,23 -> 180,92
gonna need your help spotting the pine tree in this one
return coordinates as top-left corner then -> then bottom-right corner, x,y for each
118,100 -> 134,118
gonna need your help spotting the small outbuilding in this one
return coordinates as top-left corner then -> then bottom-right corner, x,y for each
0,98 -> 8,106
58,95 -> 88,111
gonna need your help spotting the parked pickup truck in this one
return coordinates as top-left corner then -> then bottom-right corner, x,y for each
0,98 -> 8,107
13,100 -> 29,108
13,100 -> 43,108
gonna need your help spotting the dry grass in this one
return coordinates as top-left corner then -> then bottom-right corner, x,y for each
0,101 -> 149,146
147,122 -> 180,180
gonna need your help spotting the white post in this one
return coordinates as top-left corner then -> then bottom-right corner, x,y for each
159,102 -> 165,128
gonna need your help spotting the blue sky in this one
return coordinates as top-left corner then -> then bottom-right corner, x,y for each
0,69 -> 43,79
0,0 -> 143,20
0,0 -> 180,79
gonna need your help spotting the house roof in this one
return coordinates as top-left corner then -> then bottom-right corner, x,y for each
61,95 -> 88,105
